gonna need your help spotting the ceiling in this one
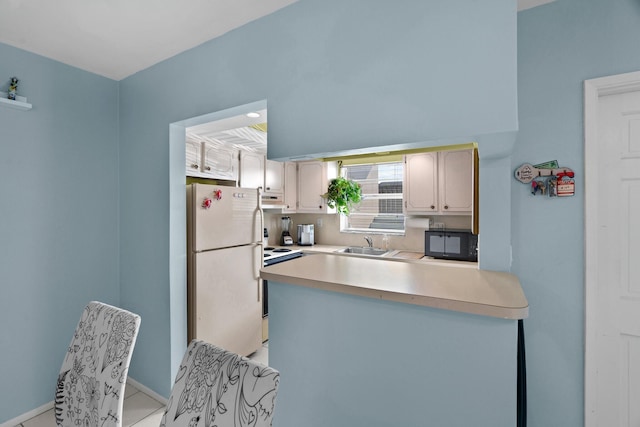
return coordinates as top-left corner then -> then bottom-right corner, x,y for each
518,0 -> 556,12
0,0 -> 297,80
187,109 -> 268,154
0,0 -> 554,81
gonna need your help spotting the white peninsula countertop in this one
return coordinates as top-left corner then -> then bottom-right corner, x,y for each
261,253 -> 528,319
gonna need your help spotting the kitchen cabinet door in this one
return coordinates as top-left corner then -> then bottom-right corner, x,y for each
438,149 -> 473,213
239,150 -> 265,189
264,160 -> 284,199
202,142 -> 238,181
283,161 -> 297,213
297,161 -> 337,213
186,139 -> 203,177
404,152 -> 438,213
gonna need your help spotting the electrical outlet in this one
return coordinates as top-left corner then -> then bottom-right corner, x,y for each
316,218 -> 323,228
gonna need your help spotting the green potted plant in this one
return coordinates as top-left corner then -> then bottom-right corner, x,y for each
323,176 -> 362,215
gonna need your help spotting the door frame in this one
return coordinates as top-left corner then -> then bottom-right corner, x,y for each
584,70 -> 640,426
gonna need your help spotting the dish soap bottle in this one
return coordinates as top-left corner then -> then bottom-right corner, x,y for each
382,234 -> 390,250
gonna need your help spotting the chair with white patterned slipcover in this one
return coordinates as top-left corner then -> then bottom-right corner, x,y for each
160,339 -> 280,427
55,301 -> 141,427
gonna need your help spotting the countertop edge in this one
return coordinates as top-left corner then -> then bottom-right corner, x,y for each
261,262 -> 529,320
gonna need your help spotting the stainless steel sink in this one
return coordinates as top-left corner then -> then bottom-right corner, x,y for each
334,246 -> 389,256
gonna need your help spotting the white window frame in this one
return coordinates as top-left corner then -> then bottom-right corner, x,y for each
339,161 -> 405,235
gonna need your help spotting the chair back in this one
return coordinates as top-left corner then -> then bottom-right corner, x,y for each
55,301 -> 141,427
160,339 -> 280,427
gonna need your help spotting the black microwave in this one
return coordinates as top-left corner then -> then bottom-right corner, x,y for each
424,229 -> 478,262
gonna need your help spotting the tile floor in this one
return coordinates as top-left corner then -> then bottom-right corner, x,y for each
15,342 -> 269,427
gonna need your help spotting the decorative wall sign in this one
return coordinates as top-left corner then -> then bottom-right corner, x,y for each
515,161 -> 575,197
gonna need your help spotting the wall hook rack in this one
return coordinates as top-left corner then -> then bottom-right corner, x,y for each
515,162 -> 575,197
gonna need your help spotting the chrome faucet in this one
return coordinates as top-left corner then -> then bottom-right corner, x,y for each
364,236 -> 373,247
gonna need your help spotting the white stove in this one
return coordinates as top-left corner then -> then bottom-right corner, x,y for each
262,246 -> 303,330
263,246 -> 303,266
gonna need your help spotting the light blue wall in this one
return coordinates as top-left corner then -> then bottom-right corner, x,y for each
0,44 -> 119,422
516,0 -> 640,426
4,0 -> 638,423
1,0 -> 522,422
262,0 -> 518,159
269,281 -> 518,427
117,0 -> 518,398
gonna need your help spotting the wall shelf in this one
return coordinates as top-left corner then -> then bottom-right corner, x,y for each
0,93 -> 32,111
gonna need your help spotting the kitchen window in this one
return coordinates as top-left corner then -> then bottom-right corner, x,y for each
340,161 -> 404,234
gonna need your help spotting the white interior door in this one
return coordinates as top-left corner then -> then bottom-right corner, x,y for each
585,73 -> 640,427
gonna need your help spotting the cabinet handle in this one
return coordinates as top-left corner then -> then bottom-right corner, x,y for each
191,164 -> 199,169
266,187 -> 271,190
444,205 -> 449,210
430,205 -> 435,210
319,205 -> 322,209
205,166 -> 211,171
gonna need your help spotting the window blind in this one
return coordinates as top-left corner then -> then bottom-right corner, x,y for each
341,162 -> 404,232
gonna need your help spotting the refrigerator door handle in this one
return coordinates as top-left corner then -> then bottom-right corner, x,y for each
256,187 -> 264,303
255,247 -> 262,303
258,187 -> 264,244
256,187 -> 264,302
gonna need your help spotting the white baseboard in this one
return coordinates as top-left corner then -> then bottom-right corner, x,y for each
127,377 -> 169,406
0,401 -> 53,427
2,379 -> 166,427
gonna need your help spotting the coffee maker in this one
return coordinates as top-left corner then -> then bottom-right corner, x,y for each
281,216 -> 293,246
297,224 -> 314,246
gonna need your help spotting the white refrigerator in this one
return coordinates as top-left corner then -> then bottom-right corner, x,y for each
187,183 -> 263,356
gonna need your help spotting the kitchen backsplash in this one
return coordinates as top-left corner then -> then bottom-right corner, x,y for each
264,212 -> 472,252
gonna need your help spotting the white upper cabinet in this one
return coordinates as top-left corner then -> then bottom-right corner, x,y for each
263,160 -> 284,203
297,161 -> 337,213
186,139 -> 203,176
202,142 -> 238,181
186,139 -> 239,181
404,152 -> 439,213
239,150 -> 265,189
438,149 -> 474,213
283,161 -> 298,213
404,149 -> 474,215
